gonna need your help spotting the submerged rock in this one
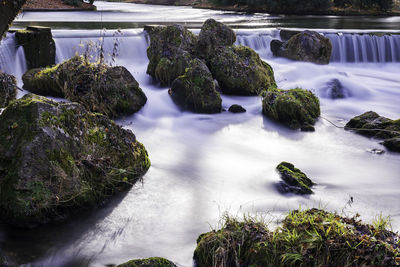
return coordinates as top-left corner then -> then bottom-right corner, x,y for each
22,56 -> 147,118
0,94 -> 150,227
228,104 -> 246,113
276,162 -> 314,194
0,72 -> 17,108
169,59 -> 221,114
194,208 -> 400,267
262,88 -> 320,130
345,111 -> 400,152
145,24 -> 197,85
271,30 -> 332,64
196,18 -> 236,59
324,78 -> 350,99
117,257 -> 177,267
208,46 -> 276,95
15,26 -> 56,69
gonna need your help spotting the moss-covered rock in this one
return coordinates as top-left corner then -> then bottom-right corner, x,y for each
22,56 -> 147,118
117,257 -> 177,267
228,104 -> 246,113
145,24 -> 197,86
15,27 -> 56,69
345,111 -> 400,152
0,94 -> 150,227
262,87 -> 320,130
0,72 -> 17,108
208,46 -> 276,95
271,30 -> 332,64
194,208 -> 400,267
276,162 -> 314,194
196,18 -> 236,60
169,58 -> 221,114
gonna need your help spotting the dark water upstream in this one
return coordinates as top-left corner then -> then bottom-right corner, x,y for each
0,1 -> 400,266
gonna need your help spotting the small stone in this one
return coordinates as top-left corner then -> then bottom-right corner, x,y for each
228,104 -> 246,113
276,162 -> 315,195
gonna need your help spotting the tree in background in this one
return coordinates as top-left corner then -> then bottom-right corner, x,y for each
0,0 -> 27,39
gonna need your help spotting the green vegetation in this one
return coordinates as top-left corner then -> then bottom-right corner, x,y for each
194,208 -> 400,267
117,257 -> 177,267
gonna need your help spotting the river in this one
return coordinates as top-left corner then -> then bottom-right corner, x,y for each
0,1 -> 400,266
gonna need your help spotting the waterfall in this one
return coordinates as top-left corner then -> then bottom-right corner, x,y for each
0,33 -> 27,82
235,29 -> 279,59
327,33 -> 400,63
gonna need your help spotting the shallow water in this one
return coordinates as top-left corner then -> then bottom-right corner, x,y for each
1,3 -> 400,266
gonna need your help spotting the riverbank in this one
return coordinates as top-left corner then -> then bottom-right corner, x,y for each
23,0 -> 96,11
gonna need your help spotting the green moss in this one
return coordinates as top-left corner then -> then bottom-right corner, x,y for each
276,162 -> 314,194
194,208 -> 400,267
117,257 -> 177,267
262,87 -> 320,130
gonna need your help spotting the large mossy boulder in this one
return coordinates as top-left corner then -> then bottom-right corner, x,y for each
15,27 -> 56,69
208,46 -> 276,95
22,56 -> 147,118
196,18 -> 236,59
169,59 -> 221,114
194,208 -> 400,267
0,72 -> 17,108
262,88 -> 320,131
271,30 -> 332,64
145,24 -> 197,86
117,257 -> 177,267
345,111 -> 400,152
0,94 -> 150,227
276,162 -> 314,194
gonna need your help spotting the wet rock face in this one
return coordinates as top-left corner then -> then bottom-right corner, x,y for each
22,56 -> 147,118
15,26 -> 56,69
169,58 -> 221,114
0,72 -> 17,108
345,111 -> 400,152
271,30 -> 332,64
117,257 -> 177,267
196,18 -> 236,59
276,162 -> 315,194
324,78 -> 350,99
262,88 -> 320,130
145,24 -> 197,86
228,104 -> 246,113
208,46 -> 276,96
0,94 -> 150,227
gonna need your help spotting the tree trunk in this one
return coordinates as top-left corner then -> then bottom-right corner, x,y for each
0,0 -> 28,40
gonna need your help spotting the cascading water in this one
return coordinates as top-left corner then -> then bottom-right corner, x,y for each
327,33 -> 400,63
0,32 -> 27,83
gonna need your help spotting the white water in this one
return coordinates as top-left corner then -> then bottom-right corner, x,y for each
1,22 -> 400,267
0,33 -> 27,83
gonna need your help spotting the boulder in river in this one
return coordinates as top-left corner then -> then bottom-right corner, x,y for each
324,78 -> 350,99
262,87 -> 320,131
208,46 -> 276,95
228,104 -> 246,113
0,94 -> 150,227
0,72 -> 17,108
196,18 -> 236,60
145,24 -> 197,86
276,162 -> 314,194
345,111 -> 400,152
15,26 -> 56,69
117,257 -> 177,267
169,58 -> 221,114
22,56 -> 147,118
271,30 -> 332,64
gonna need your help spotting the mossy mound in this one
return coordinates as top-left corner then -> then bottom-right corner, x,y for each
271,30 -> 332,65
169,59 -> 221,114
22,56 -> 147,118
196,18 -> 236,59
276,162 -> 314,194
15,26 -> 56,69
208,46 -> 276,95
345,111 -> 400,152
117,257 -> 177,267
262,88 -> 320,131
194,208 -> 400,267
0,94 -> 150,227
0,72 -> 17,108
145,24 -> 197,86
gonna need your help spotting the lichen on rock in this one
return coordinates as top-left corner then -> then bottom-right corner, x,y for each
0,94 -> 150,227
262,87 -> 320,130
0,71 -> 18,108
22,56 -> 147,118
